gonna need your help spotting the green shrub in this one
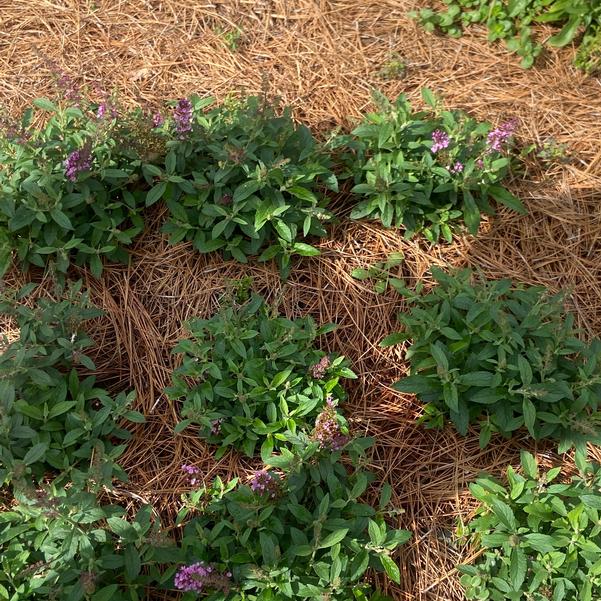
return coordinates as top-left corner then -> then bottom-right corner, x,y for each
166,292 -> 356,458
0,97 -> 164,277
0,485 -> 175,600
412,0 -> 601,70
458,451 -> 601,601
331,90 -> 525,243
0,282 -> 143,487
575,23 -> 601,74
174,432 -> 410,600
382,268 -> 601,451
153,95 -> 338,276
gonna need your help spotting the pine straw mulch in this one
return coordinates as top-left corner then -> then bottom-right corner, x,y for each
2,1 -> 601,600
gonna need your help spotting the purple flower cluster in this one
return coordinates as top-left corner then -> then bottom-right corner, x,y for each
181,464 -> 201,486
174,98 -> 193,138
96,103 -> 107,119
174,562 -> 232,594
449,161 -> 464,174
64,147 -> 92,182
311,355 -> 331,380
431,129 -> 450,153
312,396 -> 349,451
210,418 -> 223,435
487,118 -> 518,152
57,72 -> 80,101
249,469 -> 279,498
152,111 -> 165,128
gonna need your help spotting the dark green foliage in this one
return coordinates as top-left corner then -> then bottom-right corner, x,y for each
331,90 -> 524,243
166,292 -> 356,458
412,0 -> 601,70
156,95 -> 338,276
0,485 -> 175,600
175,433 -> 411,600
459,451 -> 601,601
0,99 -> 163,277
382,268 -> 601,451
0,282 -> 143,487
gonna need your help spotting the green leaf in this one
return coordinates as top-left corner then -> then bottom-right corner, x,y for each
146,182 -> 167,206
490,498 -> 517,531
33,97 -> 58,112
523,533 -> 556,553
90,254 -> 103,278
421,88 -> 437,108
124,544 -> 141,580
349,549 -> 370,580
509,547 -> 526,590
233,181 -> 261,203
50,209 -> 73,230
92,585 -> 119,601
317,528 -> 349,549
488,185 -> 526,214
379,553 -> 401,584
523,398 -> 536,436
292,242 -> 320,256
23,442 -> 48,466
548,16 -> 582,48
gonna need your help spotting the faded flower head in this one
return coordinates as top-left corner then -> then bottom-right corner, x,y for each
311,355 -> 331,379
312,396 -> 349,451
174,98 -> 193,139
182,464 -> 201,486
210,418 -> 224,435
80,571 -> 97,595
431,129 -> 450,153
56,72 -> 80,101
174,562 -> 232,594
487,118 -> 518,152
249,469 -> 279,498
64,147 -> 92,182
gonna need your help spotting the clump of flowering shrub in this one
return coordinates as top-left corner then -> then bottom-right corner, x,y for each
458,451 -> 601,601
174,431 -> 410,600
382,267 -> 601,451
0,91 -> 166,277
0,281 -> 143,487
166,290 -> 356,458
412,0 -> 601,71
0,485 -> 175,600
153,95 -> 338,276
331,89 -> 525,243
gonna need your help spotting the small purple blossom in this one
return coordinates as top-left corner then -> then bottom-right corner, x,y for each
96,103 -> 106,119
152,112 -> 164,128
210,418 -> 223,435
56,72 -> 80,101
64,147 -> 92,182
312,396 -> 349,451
174,98 -> 193,139
181,464 -> 201,486
174,562 -> 232,594
311,355 -> 331,380
250,469 -> 279,498
449,161 -> 464,174
431,129 -> 450,153
476,158 -> 484,169
487,118 -> 518,152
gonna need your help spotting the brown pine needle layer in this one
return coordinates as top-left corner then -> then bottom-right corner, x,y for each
1,1 -> 601,599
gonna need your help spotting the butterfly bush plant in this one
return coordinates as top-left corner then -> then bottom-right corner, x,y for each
172,431 -> 410,600
412,0 -> 601,71
0,485 -> 176,600
166,291 -> 356,458
381,267 -> 601,451
0,89 -> 167,277
0,281 -> 143,488
150,95 -> 338,276
458,451 -> 601,601
330,89 -> 525,243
